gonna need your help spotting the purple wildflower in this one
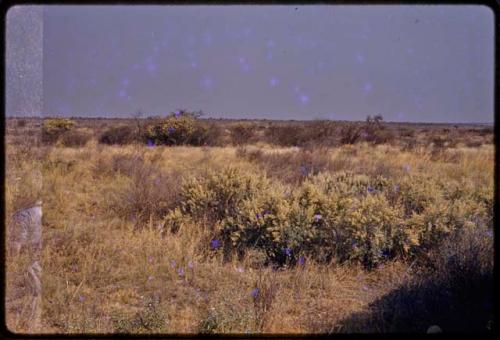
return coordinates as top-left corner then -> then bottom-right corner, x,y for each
170,260 -> 176,268
236,267 -> 244,273
256,212 -> 262,219
362,286 -> 369,291
177,268 -> 185,276
300,164 -> 308,176
79,295 -> 85,302
148,275 -> 154,281
284,247 -> 292,257
380,249 -> 390,258
210,239 -> 221,250
167,127 -> 175,134
403,164 -> 411,172
147,139 -> 155,148
188,261 -> 194,269
251,288 -> 259,298
314,214 -> 322,222
485,230 -> 493,238
148,256 -> 154,263
367,185 -> 375,193
298,256 -> 306,266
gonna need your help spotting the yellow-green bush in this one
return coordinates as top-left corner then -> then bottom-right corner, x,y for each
42,118 -> 76,144
162,166 -> 493,269
144,111 -> 209,146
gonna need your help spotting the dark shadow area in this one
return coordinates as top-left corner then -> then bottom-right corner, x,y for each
336,270 -> 493,333
335,226 -> 494,333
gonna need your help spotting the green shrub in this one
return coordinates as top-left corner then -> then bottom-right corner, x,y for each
42,118 -> 76,144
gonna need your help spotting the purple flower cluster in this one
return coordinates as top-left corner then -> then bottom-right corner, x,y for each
298,256 -> 306,266
210,239 -> 221,250
147,139 -> 155,148
284,247 -> 292,257
314,214 -> 322,222
251,288 -> 260,298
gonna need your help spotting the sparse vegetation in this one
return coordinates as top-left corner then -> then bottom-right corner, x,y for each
5,116 -> 494,334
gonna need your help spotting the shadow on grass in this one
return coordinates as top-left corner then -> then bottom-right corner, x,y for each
335,269 -> 493,333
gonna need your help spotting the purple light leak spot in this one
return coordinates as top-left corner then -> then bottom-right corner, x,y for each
241,63 -> 251,73
356,54 -> 365,64
122,78 -> 129,86
266,52 -> 273,61
363,82 -> 373,93
299,94 -> 310,105
407,48 -> 415,55
267,39 -> 276,48
186,51 -> 195,60
269,77 -> 279,87
238,56 -> 246,65
187,35 -> 196,46
316,61 -> 325,70
190,61 -> 198,69
397,111 -> 405,120
203,32 -> 213,45
132,63 -> 141,70
201,76 -> 213,89
147,63 -> 157,73
411,94 -> 424,111
243,27 -> 253,37
293,85 -> 301,94
118,89 -> 127,98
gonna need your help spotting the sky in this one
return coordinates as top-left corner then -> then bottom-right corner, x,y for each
6,5 -> 495,123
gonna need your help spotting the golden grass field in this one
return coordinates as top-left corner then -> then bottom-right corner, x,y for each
4,117 -> 495,334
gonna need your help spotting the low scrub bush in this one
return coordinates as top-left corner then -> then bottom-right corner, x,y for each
230,123 -> 256,146
162,167 -> 493,269
42,118 -> 76,144
263,120 -> 337,147
59,129 -> 92,147
99,125 -> 137,145
105,154 -> 181,225
143,111 -> 209,146
339,123 -> 362,145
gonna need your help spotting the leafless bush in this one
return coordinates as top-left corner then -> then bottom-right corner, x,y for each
339,123 -> 362,145
59,130 -> 92,147
230,123 -> 256,145
102,154 -> 182,225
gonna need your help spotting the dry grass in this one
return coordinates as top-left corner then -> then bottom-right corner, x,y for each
4,118 -> 494,334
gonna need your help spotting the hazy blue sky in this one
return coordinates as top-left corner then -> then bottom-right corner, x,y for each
7,5 -> 495,122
